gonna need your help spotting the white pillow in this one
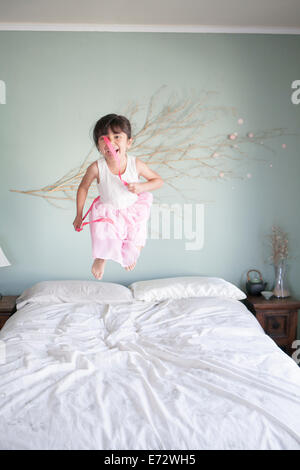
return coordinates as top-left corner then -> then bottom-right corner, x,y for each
129,276 -> 246,302
16,280 -> 133,309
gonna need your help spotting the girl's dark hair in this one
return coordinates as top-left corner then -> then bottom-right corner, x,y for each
93,114 -> 132,147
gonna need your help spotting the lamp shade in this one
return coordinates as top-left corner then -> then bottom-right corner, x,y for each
0,247 -> 10,267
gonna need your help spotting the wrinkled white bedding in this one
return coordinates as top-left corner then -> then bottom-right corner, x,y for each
0,297 -> 299,450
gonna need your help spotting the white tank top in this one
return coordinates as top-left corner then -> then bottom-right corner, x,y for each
96,154 -> 139,209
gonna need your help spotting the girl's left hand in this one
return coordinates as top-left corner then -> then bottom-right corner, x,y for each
127,183 -> 143,194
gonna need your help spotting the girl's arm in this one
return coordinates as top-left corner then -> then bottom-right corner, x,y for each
73,161 -> 98,230
127,158 -> 163,194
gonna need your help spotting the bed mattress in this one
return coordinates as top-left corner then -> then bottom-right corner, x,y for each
0,296 -> 299,450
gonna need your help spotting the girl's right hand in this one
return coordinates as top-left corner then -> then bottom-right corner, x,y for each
73,215 -> 83,231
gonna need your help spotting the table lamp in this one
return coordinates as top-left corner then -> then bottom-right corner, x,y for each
0,246 -> 11,300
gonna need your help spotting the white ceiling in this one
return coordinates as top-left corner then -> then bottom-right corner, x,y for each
0,0 -> 300,33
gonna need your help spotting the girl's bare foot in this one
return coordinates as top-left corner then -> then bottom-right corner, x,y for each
92,258 -> 106,280
125,246 -> 142,272
125,262 -> 136,271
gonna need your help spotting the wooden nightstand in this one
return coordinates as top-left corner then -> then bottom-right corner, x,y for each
247,295 -> 300,356
0,296 -> 18,330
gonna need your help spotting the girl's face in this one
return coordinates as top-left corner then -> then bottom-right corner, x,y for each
97,128 -> 132,160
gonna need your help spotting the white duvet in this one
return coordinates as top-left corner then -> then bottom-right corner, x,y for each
0,296 -> 299,450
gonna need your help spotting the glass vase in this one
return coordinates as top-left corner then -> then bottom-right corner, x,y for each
272,259 -> 290,298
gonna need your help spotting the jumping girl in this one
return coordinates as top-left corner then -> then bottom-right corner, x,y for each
73,114 -> 163,280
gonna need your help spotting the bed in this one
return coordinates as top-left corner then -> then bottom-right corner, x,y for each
0,277 -> 299,450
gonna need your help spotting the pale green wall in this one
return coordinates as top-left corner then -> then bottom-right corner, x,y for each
0,32 -> 300,324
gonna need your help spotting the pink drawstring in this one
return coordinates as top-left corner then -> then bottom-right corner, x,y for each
76,196 -> 113,232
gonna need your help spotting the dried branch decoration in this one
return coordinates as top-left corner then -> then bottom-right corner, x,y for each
268,225 -> 289,265
10,86 -> 295,207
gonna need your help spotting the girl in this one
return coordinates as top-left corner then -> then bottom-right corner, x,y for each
73,114 -> 163,280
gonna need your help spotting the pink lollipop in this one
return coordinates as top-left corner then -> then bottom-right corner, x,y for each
103,136 -> 128,186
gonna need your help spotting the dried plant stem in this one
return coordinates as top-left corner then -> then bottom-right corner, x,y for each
268,225 -> 289,265
10,87 -> 297,206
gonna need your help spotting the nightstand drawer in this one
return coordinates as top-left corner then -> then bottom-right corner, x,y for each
265,312 -> 289,338
0,296 -> 18,330
247,296 -> 300,356
0,315 -> 10,330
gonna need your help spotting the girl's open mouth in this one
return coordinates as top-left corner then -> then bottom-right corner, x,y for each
106,148 -> 119,156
